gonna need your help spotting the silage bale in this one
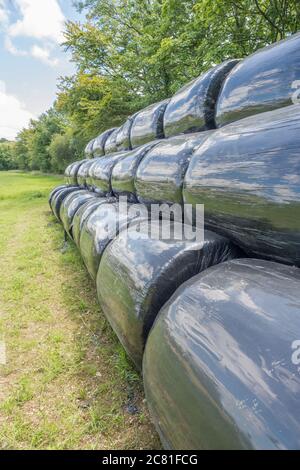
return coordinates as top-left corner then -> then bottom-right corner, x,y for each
59,190 -> 97,237
50,186 -> 83,221
111,142 -> 159,202
79,201 -> 148,280
97,221 -> 242,370
90,152 -> 128,196
49,184 -> 68,212
104,128 -> 120,154
143,259 -> 300,450
64,160 -> 86,185
216,32 -> 300,127
130,100 -> 169,149
116,116 -> 137,151
84,139 -> 95,158
77,160 -> 98,189
93,128 -> 116,157
183,104 -> 300,267
72,197 -> 116,247
135,132 -> 212,206
163,59 -> 239,138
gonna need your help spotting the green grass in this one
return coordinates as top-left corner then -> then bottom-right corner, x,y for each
0,171 -> 160,450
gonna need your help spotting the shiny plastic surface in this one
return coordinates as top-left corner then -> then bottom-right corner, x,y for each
144,259 -> 300,450
50,186 -> 82,221
85,139 -> 95,158
72,197 -> 115,247
116,116 -> 136,151
97,222 -> 242,370
93,128 -> 116,157
64,160 -> 85,185
49,184 -> 68,212
77,160 -> 97,188
59,190 -> 96,237
104,128 -> 119,155
163,60 -> 239,138
216,33 -> 300,127
130,100 -> 169,149
135,133 -> 212,206
90,152 -> 128,196
183,105 -> 300,266
80,202 -> 147,280
111,142 -> 159,202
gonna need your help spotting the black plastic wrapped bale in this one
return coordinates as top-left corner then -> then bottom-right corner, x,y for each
84,139 -> 95,158
163,60 -> 239,138
90,152 -> 127,196
183,104 -> 300,266
50,186 -> 82,221
97,221 -> 242,370
130,100 -> 169,149
80,202 -> 147,280
60,190 -> 97,237
216,33 -> 300,127
116,116 -> 136,151
93,128 -> 116,157
135,133 -> 212,206
72,197 -> 116,247
64,160 -> 85,185
64,163 -> 73,183
77,160 -> 97,189
49,184 -> 68,213
104,128 -> 119,155
144,259 -> 300,450
111,142 -> 159,202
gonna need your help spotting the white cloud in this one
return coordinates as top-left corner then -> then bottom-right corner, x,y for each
2,0 -> 65,67
4,37 -> 27,56
0,0 -> 9,25
0,80 -> 35,139
30,44 -> 59,66
8,0 -> 65,43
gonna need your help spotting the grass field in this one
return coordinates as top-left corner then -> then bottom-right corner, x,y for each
0,171 -> 160,450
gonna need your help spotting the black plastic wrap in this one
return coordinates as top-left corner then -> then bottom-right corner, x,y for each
104,128 -> 119,155
84,139 -> 95,158
59,190 -> 97,237
216,33 -> 300,127
49,184 -> 68,212
183,104 -> 300,266
135,133 -> 212,206
130,100 -> 169,149
77,159 -> 97,189
64,160 -> 85,185
79,202 -> 147,280
163,60 -> 239,138
72,197 -> 116,247
143,259 -> 300,450
93,128 -> 116,157
97,221 -> 242,370
50,186 -> 83,221
111,142 -> 159,202
90,152 -> 128,196
116,116 -> 136,151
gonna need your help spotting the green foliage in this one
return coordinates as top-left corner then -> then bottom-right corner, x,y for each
10,0 -> 300,173
0,140 -> 16,171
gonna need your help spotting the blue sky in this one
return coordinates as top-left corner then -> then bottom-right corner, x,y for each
0,0 -> 84,139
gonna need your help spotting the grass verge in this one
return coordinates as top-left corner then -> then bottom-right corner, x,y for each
0,171 -> 160,450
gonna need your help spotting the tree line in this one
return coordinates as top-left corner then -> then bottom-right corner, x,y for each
2,0 -> 300,173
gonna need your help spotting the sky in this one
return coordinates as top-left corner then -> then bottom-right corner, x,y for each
0,0 -> 84,140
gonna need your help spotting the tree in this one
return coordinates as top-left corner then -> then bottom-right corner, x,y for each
0,141 -> 16,170
49,128 -> 83,173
